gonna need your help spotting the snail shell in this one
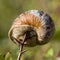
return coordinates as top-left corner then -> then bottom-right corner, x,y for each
8,10 -> 55,46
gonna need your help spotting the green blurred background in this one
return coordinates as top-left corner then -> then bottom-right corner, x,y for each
0,0 -> 60,60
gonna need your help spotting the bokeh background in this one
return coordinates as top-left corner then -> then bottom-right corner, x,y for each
0,0 -> 60,60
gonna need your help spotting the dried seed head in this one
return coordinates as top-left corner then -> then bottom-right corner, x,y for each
8,10 -> 55,46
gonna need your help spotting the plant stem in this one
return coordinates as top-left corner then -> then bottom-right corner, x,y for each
17,34 -> 27,60
17,44 -> 24,60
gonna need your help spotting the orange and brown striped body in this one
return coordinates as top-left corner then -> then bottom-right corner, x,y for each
8,10 -> 55,46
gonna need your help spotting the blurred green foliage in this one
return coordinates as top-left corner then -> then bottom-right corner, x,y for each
0,0 -> 60,60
